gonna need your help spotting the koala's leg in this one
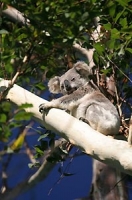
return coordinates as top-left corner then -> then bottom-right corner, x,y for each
77,102 -> 104,129
39,99 -> 63,113
76,103 -> 90,123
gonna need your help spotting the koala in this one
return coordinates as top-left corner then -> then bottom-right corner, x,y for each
39,61 -> 120,136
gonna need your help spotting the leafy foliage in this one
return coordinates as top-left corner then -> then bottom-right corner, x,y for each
0,0 -> 132,199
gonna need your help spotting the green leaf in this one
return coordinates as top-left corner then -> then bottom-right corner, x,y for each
111,28 -> 120,39
109,4 -> 116,17
81,12 -> 89,21
34,145 -> 44,156
14,111 -> 32,121
115,8 -> 125,23
18,103 -> 33,109
106,39 -> 115,49
119,18 -> 128,27
35,82 -> 46,90
0,114 -> 7,122
17,33 -> 27,40
10,133 -> 25,151
103,23 -> 111,30
93,51 -> 99,64
5,64 -> 13,73
115,0 -> 128,7
38,133 -> 49,141
93,43 -> 105,55
121,27 -> 132,33
125,48 -> 132,53
2,101 -> 12,112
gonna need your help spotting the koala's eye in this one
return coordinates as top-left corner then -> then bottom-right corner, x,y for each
71,77 -> 75,81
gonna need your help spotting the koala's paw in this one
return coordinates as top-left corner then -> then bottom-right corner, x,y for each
79,117 -> 89,125
64,109 -> 70,114
39,102 -> 53,113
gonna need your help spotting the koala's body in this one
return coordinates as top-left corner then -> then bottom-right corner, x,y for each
39,61 -> 120,136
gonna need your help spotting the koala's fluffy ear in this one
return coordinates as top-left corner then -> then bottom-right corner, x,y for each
74,61 -> 92,77
48,76 -> 61,94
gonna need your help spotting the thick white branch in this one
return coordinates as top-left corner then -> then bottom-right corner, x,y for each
1,4 -> 30,25
73,43 -> 95,68
0,79 -> 132,175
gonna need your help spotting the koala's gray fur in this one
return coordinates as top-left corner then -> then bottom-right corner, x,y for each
39,61 -> 120,136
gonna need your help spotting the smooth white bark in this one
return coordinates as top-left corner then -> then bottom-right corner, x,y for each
73,43 -> 95,68
1,4 -> 30,25
0,79 -> 132,175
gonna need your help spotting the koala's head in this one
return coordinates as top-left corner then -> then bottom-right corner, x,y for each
48,61 -> 92,95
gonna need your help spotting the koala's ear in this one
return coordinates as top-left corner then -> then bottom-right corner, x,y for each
48,76 -> 61,94
74,61 -> 92,76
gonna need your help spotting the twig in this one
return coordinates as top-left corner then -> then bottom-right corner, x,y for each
112,66 -> 122,117
107,56 -> 132,83
0,138 -> 68,200
128,115 -> 132,145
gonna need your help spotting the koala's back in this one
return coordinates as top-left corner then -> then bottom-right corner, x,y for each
73,87 -> 120,136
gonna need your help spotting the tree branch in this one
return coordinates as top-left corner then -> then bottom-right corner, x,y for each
73,43 -> 95,68
1,4 -> 30,25
0,79 -> 132,176
0,138 -> 67,200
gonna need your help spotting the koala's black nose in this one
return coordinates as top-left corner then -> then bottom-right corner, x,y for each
64,80 -> 71,91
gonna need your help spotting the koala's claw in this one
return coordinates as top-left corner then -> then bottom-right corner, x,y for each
39,102 -> 53,113
65,109 -> 70,113
39,104 -> 45,113
79,117 -> 89,125
39,103 -> 50,113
